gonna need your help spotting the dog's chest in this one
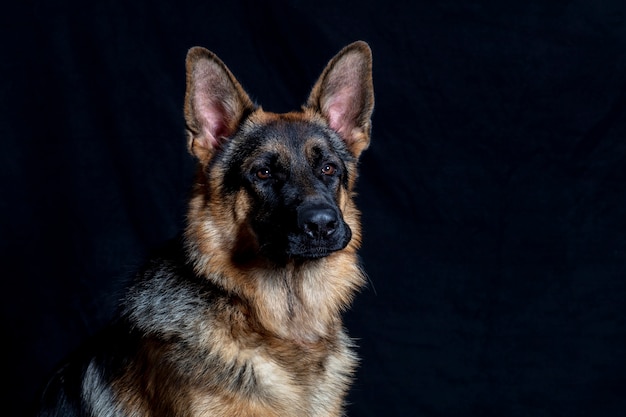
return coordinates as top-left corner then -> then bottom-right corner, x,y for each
189,339 -> 355,417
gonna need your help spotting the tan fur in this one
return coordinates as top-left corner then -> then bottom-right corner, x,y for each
110,42 -> 373,417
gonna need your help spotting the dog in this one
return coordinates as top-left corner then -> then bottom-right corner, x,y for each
37,40 -> 374,417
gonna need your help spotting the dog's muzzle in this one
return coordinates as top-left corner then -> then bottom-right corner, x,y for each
290,202 -> 351,259
298,204 -> 339,240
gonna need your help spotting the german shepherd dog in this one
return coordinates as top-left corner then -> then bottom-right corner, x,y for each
37,41 -> 374,417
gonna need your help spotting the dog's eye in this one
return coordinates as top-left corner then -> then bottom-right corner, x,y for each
256,168 -> 271,180
321,164 -> 337,176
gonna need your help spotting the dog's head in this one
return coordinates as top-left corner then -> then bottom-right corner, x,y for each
183,42 -> 374,267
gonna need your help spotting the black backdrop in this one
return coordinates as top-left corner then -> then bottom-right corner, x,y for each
2,1 -> 626,416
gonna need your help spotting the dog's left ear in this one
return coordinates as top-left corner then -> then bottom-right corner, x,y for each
306,41 -> 374,158
184,47 -> 256,163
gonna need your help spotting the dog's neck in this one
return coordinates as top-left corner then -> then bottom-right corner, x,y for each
185,238 -> 363,342
184,190 -> 366,343
246,256 -> 364,343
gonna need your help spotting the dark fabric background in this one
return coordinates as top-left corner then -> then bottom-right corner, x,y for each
2,1 -> 626,416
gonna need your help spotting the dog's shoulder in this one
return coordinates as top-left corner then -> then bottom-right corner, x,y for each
120,237 -> 228,339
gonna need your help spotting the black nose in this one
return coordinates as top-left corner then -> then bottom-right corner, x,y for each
298,205 -> 338,239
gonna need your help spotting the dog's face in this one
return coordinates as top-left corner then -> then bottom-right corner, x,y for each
183,42 -> 374,267
219,115 -> 356,261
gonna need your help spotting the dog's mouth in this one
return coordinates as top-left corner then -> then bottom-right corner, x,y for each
252,204 -> 352,263
288,203 -> 351,258
287,230 -> 352,260
256,225 -> 351,262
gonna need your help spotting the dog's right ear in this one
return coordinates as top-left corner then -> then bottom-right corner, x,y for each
306,41 -> 374,158
184,47 -> 255,163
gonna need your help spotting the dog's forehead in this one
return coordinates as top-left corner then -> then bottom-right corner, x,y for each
241,112 -> 341,159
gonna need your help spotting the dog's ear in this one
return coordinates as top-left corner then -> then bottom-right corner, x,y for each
306,41 -> 374,158
184,47 -> 255,162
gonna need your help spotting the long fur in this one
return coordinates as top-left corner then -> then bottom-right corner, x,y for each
37,41 -> 374,417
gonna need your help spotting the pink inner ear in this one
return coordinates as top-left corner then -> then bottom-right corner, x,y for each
324,87 -> 358,139
190,58 -> 246,151
195,92 -> 230,149
201,106 -> 227,148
